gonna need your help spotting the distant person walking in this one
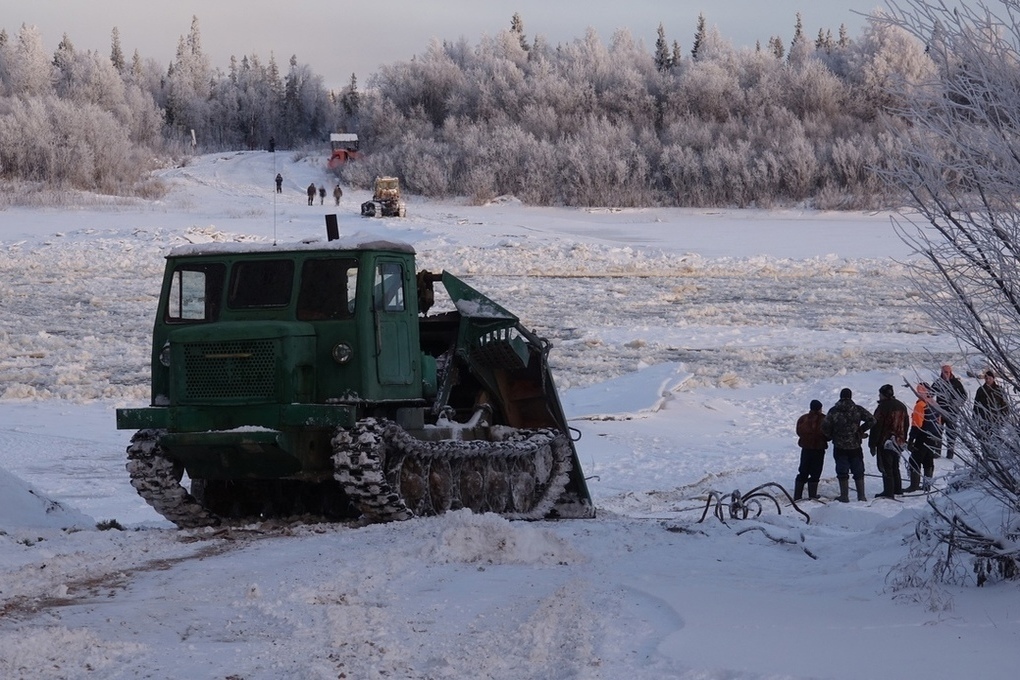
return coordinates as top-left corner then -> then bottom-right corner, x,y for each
275,173 -> 283,193
333,184 -> 343,206
869,384 -> 909,498
932,363 -> 967,458
793,400 -> 828,501
906,383 -> 940,493
307,183 -> 316,206
319,185 -> 326,205
822,388 -> 876,502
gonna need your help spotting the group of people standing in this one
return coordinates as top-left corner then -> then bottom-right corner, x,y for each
793,364 -> 1010,503
302,183 -> 343,205
274,174 -> 344,207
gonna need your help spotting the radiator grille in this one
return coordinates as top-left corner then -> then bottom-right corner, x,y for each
182,340 -> 277,401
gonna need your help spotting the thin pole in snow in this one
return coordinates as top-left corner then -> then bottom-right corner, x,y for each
272,150 -> 278,246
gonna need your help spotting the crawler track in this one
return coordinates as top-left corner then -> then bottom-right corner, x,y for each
127,421 -> 573,528
331,418 -> 572,523
126,429 -> 220,529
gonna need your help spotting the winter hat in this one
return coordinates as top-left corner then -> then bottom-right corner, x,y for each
809,399 -> 823,412
985,370 -> 996,378
879,384 -> 895,398
840,388 -> 852,400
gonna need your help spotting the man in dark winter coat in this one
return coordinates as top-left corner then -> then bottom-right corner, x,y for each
869,384 -> 909,498
275,173 -> 283,193
333,184 -> 343,205
794,400 -> 828,501
974,371 -> 1009,451
822,388 -> 876,502
307,183 -> 316,206
932,363 -> 967,458
318,185 -> 326,205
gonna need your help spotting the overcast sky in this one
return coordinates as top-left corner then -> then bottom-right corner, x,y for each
1,1 -> 884,89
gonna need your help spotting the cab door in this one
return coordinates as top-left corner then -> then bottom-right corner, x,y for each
373,260 -> 414,385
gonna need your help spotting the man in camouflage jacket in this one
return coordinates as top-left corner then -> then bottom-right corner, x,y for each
822,388 -> 876,502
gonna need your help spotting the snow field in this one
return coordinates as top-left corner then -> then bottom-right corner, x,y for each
0,150 -> 1015,679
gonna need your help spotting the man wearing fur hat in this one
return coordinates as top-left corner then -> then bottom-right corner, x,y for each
869,384 -> 909,498
822,388 -> 875,502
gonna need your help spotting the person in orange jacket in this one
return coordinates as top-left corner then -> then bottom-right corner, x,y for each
906,383 -> 940,492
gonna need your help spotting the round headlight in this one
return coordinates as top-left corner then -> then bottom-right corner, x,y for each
159,342 -> 172,367
331,343 -> 353,364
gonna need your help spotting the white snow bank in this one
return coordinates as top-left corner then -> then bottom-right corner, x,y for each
422,509 -> 585,565
0,466 -> 93,529
0,627 -> 145,679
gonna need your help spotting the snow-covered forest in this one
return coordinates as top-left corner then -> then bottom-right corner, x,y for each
0,11 -> 934,207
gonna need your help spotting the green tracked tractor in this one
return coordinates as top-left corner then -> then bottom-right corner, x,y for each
116,223 -> 594,527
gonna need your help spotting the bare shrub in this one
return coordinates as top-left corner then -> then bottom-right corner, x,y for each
880,0 -> 1020,584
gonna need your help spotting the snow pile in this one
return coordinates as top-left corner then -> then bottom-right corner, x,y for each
0,628 -> 145,680
0,466 -> 92,529
422,510 -> 585,565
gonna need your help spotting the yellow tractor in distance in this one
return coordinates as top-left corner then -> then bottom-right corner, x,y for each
361,176 -> 407,218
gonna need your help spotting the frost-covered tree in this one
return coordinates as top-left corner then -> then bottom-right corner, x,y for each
787,13 -> 814,67
655,23 -> 671,72
510,12 -> 529,52
838,23 -> 852,48
671,40 -> 683,67
788,13 -> 805,57
848,14 -> 936,111
879,0 -> 1020,584
691,13 -> 706,60
0,94 -> 153,192
5,24 -> 53,96
165,16 -> 212,142
815,28 -> 826,50
221,53 -> 283,149
110,27 -> 125,72
767,35 -> 785,60
52,33 -> 74,72
339,72 -> 360,120
281,54 -> 332,144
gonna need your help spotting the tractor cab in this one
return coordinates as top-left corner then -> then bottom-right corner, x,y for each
328,133 -> 360,169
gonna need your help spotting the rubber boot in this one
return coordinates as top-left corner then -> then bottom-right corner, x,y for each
793,476 -> 805,501
922,476 -> 933,492
904,469 -> 921,493
807,480 -> 820,500
837,477 -> 850,503
854,476 -> 867,502
875,469 -> 895,498
893,465 -> 904,495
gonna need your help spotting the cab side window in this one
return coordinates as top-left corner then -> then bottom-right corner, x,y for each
165,264 -> 224,322
374,262 -> 405,312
